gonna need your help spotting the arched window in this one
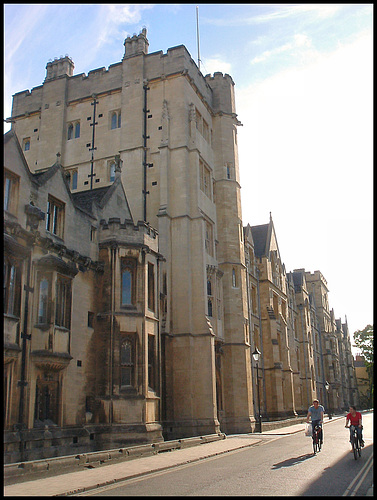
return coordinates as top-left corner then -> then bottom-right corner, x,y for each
121,259 -> 136,306
74,122 -> 80,138
67,124 -> 73,140
120,339 -> 134,388
111,112 -> 117,130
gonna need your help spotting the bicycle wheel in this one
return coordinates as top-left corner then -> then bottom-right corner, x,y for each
357,438 -> 361,457
352,437 -> 358,460
313,435 -> 318,454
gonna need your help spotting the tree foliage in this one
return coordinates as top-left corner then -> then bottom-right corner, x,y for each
353,324 -> 373,407
353,324 -> 373,365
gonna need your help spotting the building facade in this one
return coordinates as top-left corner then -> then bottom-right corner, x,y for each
4,130 -> 163,462
4,30 -> 358,462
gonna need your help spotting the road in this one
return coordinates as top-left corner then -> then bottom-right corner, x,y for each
81,412 -> 373,496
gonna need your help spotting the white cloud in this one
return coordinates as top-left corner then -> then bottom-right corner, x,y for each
201,56 -> 232,76
95,4 -> 154,49
250,33 -> 313,65
205,4 -> 344,27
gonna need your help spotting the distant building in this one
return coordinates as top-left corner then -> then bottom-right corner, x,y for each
354,354 -> 369,408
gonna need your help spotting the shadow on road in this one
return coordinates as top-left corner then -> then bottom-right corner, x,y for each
300,443 -> 373,496
271,453 -> 315,469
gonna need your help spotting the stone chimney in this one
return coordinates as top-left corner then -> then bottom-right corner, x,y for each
45,56 -> 74,81
123,28 -> 149,59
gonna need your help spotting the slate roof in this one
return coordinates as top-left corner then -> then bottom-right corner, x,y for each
72,186 -> 112,215
250,223 -> 269,258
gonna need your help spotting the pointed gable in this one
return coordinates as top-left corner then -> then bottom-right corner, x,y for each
72,177 -> 133,222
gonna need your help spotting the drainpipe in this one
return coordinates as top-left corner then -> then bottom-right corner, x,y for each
17,205 -> 44,460
17,249 -> 32,460
109,244 -> 116,425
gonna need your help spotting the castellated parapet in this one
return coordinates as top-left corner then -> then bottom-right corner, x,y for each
45,56 -> 74,81
123,27 -> 149,58
10,30 -> 235,123
99,218 -> 159,254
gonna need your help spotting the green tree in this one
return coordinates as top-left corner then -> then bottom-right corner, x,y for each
353,324 -> 374,407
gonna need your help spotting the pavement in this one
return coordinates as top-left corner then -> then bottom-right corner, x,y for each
3,415 -> 373,497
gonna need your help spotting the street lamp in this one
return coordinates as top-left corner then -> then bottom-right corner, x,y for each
252,347 -> 262,433
325,381 -> 332,419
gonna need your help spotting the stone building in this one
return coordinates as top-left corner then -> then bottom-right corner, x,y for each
5,28 -> 255,460
4,129 -> 163,462
247,216 -> 296,419
354,354 -> 369,408
4,29 -> 358,461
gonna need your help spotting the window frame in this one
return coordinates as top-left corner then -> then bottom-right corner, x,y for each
148,262 -> 155,312
120,337 -> 136,390
4,257 -> 22,317
110,110 -> 121,130
37,272 -> 52,325
4,169 -> 20,214
121,258 -> 136,307
46,195 -> 65,238
55,274 -> 72,330
67,121 -> 80,140
23,138 -> 31,151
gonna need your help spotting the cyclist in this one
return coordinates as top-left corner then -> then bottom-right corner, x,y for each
306,399 -> 324,444
345,405 -> 364,447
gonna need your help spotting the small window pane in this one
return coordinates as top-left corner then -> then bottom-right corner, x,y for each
75,122 -> 80,138
110,162 -> 116,182
38,279 -> 49,323
111,113 -> 117,130
122,270 -> 132,305
71,171 -> 78,190
67,125 -> 73,140
4,177 -> 11,211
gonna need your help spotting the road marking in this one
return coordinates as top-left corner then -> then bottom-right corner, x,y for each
342,451 -> 373,496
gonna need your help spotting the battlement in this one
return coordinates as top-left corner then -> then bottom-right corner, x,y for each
99,218 -> 159,252
45,56 -> 74,81
123,28 -> 149,59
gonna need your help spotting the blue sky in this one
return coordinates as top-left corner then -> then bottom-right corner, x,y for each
4,4 -> 373,348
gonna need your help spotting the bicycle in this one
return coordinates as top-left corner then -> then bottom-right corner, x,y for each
349,425 -> 361,460
312,424 -> 322,454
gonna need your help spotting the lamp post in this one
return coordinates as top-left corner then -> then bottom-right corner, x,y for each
325,381 -> 332,419
252,347 -> 262,433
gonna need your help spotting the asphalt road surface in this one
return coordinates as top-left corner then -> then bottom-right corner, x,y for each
80,412 -> 373,496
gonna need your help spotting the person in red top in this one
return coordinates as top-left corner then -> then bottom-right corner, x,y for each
345,405 -> 364,447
